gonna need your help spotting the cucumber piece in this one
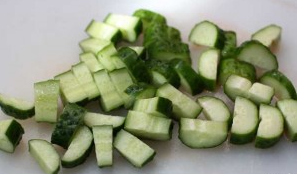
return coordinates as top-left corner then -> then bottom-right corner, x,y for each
236,40 -> 278,71
251,24 -> 282,48
255,104 -> 284,148
61,126 -> 93,168
114,129 -> 155,168
179,118 -> 228,148
29,139 -> 60,174
54,70 -> 88,105
0,93 -> 34,119
84,112 -> 125,131
93,70 -> 124,111
171,59 -> 203,95
79,52 -> 104,73
156,83 -> 202,120
198,48 -> 220,91
128,46 -> 146,60
133,97 -> 172,118
34,80 -> 60,123
110,55 -> 126,69
218,58 -> 256,85
230,97 -> 259,144
151,71 -> 168,87
221,31 -> 237,59
97,43 -> 117,71
72,62 -> 100,100
277,99 -> 297,141
124,83 -> 156,108
259,70 -> 297,100
104,13 -> 142,42
0,119 -> 24,153
133,9 -> 166,30
124,111 -> 173,141
85,20 -> 122,43
224,75 -> 252,101
79,38 -> 111,55
51,103 -> 86,149
197,96 -> 231,126
247,82 -> 274,105
109,68 -> 134,108
93,125 -> 113,168
189,20 -> 225,49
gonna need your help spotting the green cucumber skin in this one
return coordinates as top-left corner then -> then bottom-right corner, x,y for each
221,31 -> 237,59
255,136 -> 281,149
199,75 -> 216,92
61,143 -> 93,168
3,119 -> 25,153
155,97 -> 173,117
230,129 -> 258,145
110,31 -> 122,44
0,102 -> 34,120
133,9 -> 166,30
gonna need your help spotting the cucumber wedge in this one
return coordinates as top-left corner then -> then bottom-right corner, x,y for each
79,52 -> 104,73
224,75 -> 252,101
83,112 -> 125,131
251,24 -> 282,48
79,38 -> 111,55
247,82 -> 274,105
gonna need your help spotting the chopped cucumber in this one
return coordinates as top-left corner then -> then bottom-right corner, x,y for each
247,82 -> 274,105
128,46 -> 146,60
0,119 -> 24,153
124,83 -> 156,108
179,118 -> 228,148
221,31 -> 237,59
255,104 -> 284,148
114,129 -> 155,168
84,112 -> 125,131
133,9 -> 166,30
79,52 -> 104,73
224,75 -> 252,101
61,126 -> 93,168
29,139 -> 60,174
34,80 -> 60,123
79,38 -> 111,55
97,43 -> 117,71
0,93 -> 34,120
230,97 -> 259,144
93,125 -> 113,168
156,83 -> 202,120
251,24 -> 282,48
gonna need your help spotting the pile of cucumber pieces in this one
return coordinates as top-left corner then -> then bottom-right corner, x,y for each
0,8 -> 296,174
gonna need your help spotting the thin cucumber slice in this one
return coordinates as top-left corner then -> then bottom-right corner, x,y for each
114,129 -> 155,168
156,83 -> 202,120
221,31 -> 237,59
34,80 -> 60,123
79,52 -> 104,73
93,125 -> 113,168
83,112 -> 125,131
104,13 -> 142,42
124,110 -> 173,141
0,93 -> 34,120
198,48 -> 220,91
247,82 -> 274,105
255,104 -> 284,148
230,97 -> 259,144
179,118 -> 228,148
29,139 -> 60,174
133,9 -> 166,30
85,20 -> 121,43
251,24 -> 282,48
259,70 -> 297,100
224,75 -> 252,101
277,99 -> 297,141
79,38 -> 111,55
61,126 -> 93,168
236,40 -> 278,71
97,43 -> 117,71
189,20 -> 225,49
0,119 -> 24,153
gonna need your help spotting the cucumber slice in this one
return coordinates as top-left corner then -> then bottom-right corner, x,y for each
247,82 -> 274,105
189,20 -> 225,49
179,118 -> 228,148
79,52 -> 104,73
93,70 -> 124,111
93,125 -> 113,168
124,111 -> 173,141
34,80 -> 60,123
221,31 -> 237,59
72,62 -> 100,100
61,126 -> 93,168
0,93 -> 34,120
133,9 -> 166,30
255,104 -> 284,148
251,24 -> 282,48
128,46 -> 146,60
51,103 -> 86,149
29,139 -> 60,174
259,70 -> 297,100
85,20 -> 122,43
133,97 -> 172,118
54,70 -> 88,105
277,99 -> 297,141
224,75 -> 252,101
97,43 -> 117,71
236,40 -> 278,71
198,48 -> 220,91
114,129 -> 155,168
84,112 -> 125,131
171,59 -> 203,95
156,83 -> 202,120
0,119 -> 24,153
124,83 -> 156,108
104,13 -> 142,42
79,38 -> 111,55
230,97 -> 259,144
197,96 -> 231,126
